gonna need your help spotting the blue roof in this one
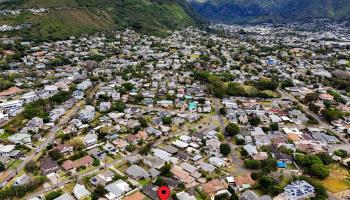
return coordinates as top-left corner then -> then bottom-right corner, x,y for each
277,161 -> 286,168
188,102 -> 197,110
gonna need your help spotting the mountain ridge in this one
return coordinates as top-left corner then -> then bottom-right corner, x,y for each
0,0 -> 201,41
190,0 -> 350,23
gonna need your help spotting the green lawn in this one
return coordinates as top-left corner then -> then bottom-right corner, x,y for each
0,131 -> 11,139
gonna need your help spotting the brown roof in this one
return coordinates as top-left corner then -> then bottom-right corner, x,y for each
170,166 -> 195,185
234,175 -> 255,187
126,134 -> 140,143
40,156 -> 60,175
122,191 -> 146,200
0,87 -> 21,97
202,179 -> 228,197
137,131 -> 148,140
55,143 -> 73,152
287,133 -> 301,142
61,155 -> 93,170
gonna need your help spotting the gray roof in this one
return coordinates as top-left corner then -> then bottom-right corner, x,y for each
54,193 -> 75,200
125,165 -> 150,179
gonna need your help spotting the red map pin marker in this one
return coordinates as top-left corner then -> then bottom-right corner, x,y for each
157,186 -> 171,200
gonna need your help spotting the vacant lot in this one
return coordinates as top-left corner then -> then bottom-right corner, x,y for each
321,164 -> 350,193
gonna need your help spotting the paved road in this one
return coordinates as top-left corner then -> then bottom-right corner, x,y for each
213,98 -> 248,175
278,89 -> 348,144
0,84 -> 101,186
0,101 -> 84,186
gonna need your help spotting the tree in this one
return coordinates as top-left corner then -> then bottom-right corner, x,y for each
92,159 -> 100,167
0,162 -> 5,172
48,149 -> 63,161
321,108 -> 343,122
112,101 -> 126,112
220,143 -> 231,156
308,164 -> 329,180
304,93 -> 319,103
261,158 -> 277,174
316,153 -> 333,165
244,160 -> 261,169
138,116 -> 148,128
95,184 -> 107,196
258,176 -> 283,196
219,107 -> 227,115
214,193 -> 230,200
121,82 -> 134,91
159,162 -> 172,176
69,137 -> 85,150
269,123 -> 279,131
248,115 -> 261,126
162,116 -> 172,125
25,160 -> 38,173
309,103 -> 320,114
225,123 -> 240,136
139,143 -> 153,155
334,149 -> 348,158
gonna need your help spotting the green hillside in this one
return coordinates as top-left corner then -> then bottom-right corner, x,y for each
0,0 -> 200,40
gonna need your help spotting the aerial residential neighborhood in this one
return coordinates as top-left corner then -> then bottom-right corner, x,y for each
0,2 -> 350,200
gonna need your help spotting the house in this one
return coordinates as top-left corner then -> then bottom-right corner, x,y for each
103,143 -> 117,154
55,143 -> 74,155
73,183 -> 91,200
209,157 -> 225,167
170,166 -> 196,187
89,148 -> 106,161
254,135 -> 271,146
176,191 -> 196,200
44,85 -> 58,94
100,102 -> 112,111
73,90 -> 85,100
0,86 -> 21,97
14,173 -> 30,186
122,191 -> 146,200
84,133 -> 98,146
251,127 -> 265,136
142,184 -> 159,200
198,161 -> 216,173
146,127 -> 162,137
243,144 -> 258,156
180,162 -> 201,178
126,165 -> 150,179
8,133 -> 31,144
77,80 -> 92,91
152,148 -> 173,162
234,175 -> 255,191
240,190 -> 272,200
61,155 -> 93,171
0,144 -> 20,158
172,140 -> 188,149
113,139 -> 128,149
319,93 -> 334,101
90,170 -> 115,186
53,193 -> 75,200
144,155 -> 166,169
78,105 -> 95,122
276,181 -> 315,200
201,179 -> 228,199
105,180 -> 131,200
40,156 -> 60,175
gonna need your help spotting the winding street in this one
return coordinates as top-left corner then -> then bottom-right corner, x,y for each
213,98 -> 248,175
0,84 -> 101,186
